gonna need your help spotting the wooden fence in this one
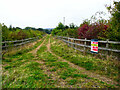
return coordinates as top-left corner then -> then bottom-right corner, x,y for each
56,36 -> 120,60
2,36 -> 40,49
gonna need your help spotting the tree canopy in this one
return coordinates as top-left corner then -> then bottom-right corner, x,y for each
106,1 -> 120,41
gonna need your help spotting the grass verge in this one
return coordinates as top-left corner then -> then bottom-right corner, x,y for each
50,36 -> 119,84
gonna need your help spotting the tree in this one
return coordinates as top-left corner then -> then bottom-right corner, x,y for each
64,25 -> 69,29
25,27 -> 32,30
106,1 -> 120,41
44,29 -> 51,34
0,23 -> 2,39
56,22 -> 65,30
69,23 -> 75,29
2,24 -> 9,41
37,28 -> 44,31
80,19 -> 90,27
12,27 -> 16,31
78,23 -> 108,39
9,25 -> 12,31
16,27 -> 22,30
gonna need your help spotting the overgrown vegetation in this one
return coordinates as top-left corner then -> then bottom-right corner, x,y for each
50,36 -> 119,83
2,35 -> 119,88
3,36 -> 46,58
106,1 -> 120,41
2,24 -> 46,41
51,22 -> 78,38
2,0 -> 120,88
51,1 -> 120,41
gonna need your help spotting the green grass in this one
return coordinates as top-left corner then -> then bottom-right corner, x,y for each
2,36 -> 56,88
37,51 -> 58,62
43,35 -> 50,45
2,35 -> 119,88
4,36 -> 46,58
3,61 -> 55,88
72,74 -> 88,78
68,79 -> 77,85
50,36 -> 119,83
2,51 -> 56,88
36,41 -> 117,88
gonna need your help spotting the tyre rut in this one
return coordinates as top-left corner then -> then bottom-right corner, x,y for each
47,37 -> 118,87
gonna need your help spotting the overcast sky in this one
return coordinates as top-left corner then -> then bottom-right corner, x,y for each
0,0 -> 113,29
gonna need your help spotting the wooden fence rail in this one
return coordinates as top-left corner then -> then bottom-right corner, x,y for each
56,36 -> 120,53
56,36 -> 120,60
61,39 -> 120,52
2,36 -> 40,49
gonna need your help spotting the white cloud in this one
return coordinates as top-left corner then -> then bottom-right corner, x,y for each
0,0 -> 111,28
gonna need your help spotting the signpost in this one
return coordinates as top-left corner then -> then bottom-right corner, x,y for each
91,39 -> 98,53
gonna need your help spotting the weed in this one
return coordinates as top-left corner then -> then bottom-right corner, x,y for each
68,79 -> 77,85
60,76 -> 66,80
50,68 -> 57,72
72,74 -> 88,78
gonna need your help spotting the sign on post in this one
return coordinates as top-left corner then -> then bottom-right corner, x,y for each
91,39 -> 98,53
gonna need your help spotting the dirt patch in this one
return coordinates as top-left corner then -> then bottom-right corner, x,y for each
36,60 -> 45,64
29,37 -> 46,55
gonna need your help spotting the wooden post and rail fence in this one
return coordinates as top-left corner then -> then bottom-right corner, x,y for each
2,36 -> 40,50
56,36 -> 120,60
1,34 -> 46,56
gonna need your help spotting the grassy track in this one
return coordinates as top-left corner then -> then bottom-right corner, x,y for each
50,37 -> 119,83
2,35 -> 120,88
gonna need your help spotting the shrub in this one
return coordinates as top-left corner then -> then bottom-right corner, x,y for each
78,23 -> 108,39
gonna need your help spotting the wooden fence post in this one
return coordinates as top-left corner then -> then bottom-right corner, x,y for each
70,39 -> 72,47
75,40 -> 77,49
68,37 -> 69,47
67,33 -> 69,47
71,38 -> 73,48
71,39 -> 74,48
106,39 -> 109,60
73,38 -> 75,48
84,38 -> 87,55
22,39 -> 24,46
5,42 -> 6,50
5,42 -> 7,52
73,39 -> 77,52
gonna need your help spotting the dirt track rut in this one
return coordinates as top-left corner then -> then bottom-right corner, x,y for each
47,37 -> 118,86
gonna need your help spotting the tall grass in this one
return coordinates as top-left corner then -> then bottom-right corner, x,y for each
3,36 -> 46,58
50,36 -> 120,83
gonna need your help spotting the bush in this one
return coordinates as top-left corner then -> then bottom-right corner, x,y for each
2,24 -> 45,41
78,23 -> 108,39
